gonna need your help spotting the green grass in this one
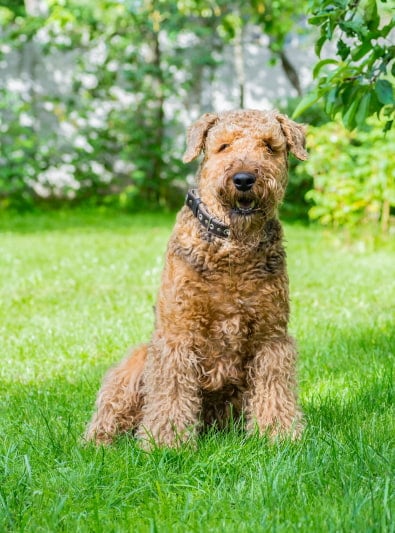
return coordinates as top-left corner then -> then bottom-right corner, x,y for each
0,208 -> 394,532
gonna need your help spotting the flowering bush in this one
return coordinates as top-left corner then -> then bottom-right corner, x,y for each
0,2 -> 196,208
1,1 -> 393,226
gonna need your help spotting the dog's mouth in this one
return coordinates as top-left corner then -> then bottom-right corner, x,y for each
231,197 -> 259,215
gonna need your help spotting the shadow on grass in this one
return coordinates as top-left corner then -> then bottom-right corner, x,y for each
0,207 -> 176,234
2,358 -> 393,455
1,360 -> 393,532
303,372 -> 394,430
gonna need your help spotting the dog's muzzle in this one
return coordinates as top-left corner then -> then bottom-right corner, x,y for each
231,172 -> 259,214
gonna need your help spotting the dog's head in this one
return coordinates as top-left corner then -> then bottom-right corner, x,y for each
183,109 -> 307,226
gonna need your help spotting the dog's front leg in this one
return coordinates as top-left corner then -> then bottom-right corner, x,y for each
136,337 -> 201,448
246,336 -> 303,439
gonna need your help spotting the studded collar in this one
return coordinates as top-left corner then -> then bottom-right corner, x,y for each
185,189 -> 230,239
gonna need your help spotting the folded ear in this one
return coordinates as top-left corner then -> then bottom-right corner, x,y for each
276,113 -> 308,161
182,112 -> 218,163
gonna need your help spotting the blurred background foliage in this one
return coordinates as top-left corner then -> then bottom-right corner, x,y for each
0,0 -> 394,232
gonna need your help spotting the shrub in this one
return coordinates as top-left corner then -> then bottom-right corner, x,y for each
299,120 -> 395,231
280,99 -> 330,221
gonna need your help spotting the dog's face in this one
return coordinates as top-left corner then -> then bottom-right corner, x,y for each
183,110 -> 307,224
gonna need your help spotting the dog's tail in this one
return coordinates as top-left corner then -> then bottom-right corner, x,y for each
85,344 -> 147,444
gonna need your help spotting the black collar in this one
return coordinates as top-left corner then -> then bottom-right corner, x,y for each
185,189 -> 230,239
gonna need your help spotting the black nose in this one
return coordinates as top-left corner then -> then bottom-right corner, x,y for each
232,172 -> 256,192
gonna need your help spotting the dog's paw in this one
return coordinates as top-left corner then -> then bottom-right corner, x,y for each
135,422 -> 197,450
83,422 -> 117,446
247,415 -> 304,442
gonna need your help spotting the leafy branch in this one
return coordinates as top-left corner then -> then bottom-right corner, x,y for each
293,0 -> 395,130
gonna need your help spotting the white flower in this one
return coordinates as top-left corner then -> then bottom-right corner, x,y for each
11,150 -> 24,159
90,161 -> 105,175
74,116 -> 88,128
54,35 -> 71,46
106,60 -> 119,72
52,68 -> 72,90
19,113 -> 34,127
125,44 -> 135,55
109,86 -> 134,106
6,78 -> 28,93
79,73 -> 98,90
61,153 -> 73,163
38,164 -> 80,190
91,161 -> 112,183
87,41 -> 107,66
114,159 -> 135,174
35,27 -> 51,45
60,121 -> 77,138
99,171 -> 112,184
87,115 -> 105,129
43,102 -> 54,111
81,29 -> 91,47
74,135 -> 94,153
30,182 -> 51,198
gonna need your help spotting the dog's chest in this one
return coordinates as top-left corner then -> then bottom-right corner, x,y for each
162,233 -> 288,390
207,273 -> 266,338
198,256 -> 288,387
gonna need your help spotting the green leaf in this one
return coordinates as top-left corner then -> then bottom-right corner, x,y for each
355,92 -> 371,128
312,58 -> 339,79
363,0 -> 379,31
315,34 -> 326,57
351,41 -> 372,61
337,39 -> 350,60
325,87 -> 343,116
342,96 -> 360,130
292,91 -> 321,118
341,83 -> 358,107
381,20 -> 395,38
339,19 -> 368,38
308,14 -> 329,26
375,80 -> 394,105
0,6 -> 15,24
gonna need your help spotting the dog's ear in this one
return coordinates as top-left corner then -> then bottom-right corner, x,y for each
183,112 -> 218,163
276,113 -> 308,161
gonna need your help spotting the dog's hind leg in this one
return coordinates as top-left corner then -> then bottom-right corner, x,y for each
85,344 -> 146,444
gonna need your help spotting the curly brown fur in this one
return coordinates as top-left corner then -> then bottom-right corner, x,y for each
85,109 -> 307,447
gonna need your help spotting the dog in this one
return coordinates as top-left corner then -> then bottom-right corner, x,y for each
85,109 -> 307,447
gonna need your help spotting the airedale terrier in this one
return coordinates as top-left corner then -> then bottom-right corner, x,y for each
85,109 -> 307,447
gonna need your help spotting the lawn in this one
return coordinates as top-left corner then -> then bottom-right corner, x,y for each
0,208 -> 394,532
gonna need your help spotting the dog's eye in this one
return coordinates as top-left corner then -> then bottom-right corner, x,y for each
218,143 -> 230,153
264,142 -> 274,154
